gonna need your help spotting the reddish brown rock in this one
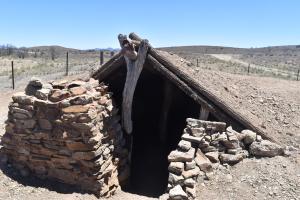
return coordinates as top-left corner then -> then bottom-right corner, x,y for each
62,105 -> 89,113
66,141 -> 93,151
49,89 -> 70,102
69,86 -> 87,96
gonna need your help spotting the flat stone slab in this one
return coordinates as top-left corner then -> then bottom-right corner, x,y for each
168,148 -> 195,162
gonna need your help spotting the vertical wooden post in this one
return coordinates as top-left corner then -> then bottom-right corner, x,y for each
65,51 -> 69,76
100,51 -> 104,65
110,51 -> 114,57
11,61 -> 15,89
118,34 -> 149,134
199,106 -> 209,120
197,58 -> 199,67
297,69 -> 300,81
159,81 -> 173,143
247,64 -> 250,74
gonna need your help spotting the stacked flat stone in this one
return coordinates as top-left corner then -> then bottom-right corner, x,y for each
0,77 -> 129,197
165,118 -> 283,200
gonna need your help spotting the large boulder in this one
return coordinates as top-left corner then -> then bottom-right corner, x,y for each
169,185 -> 188,200
194,149 -> 212,172
25,77 -> 44,96
241,130 -> 257,145
178,140 -> 191,152
219,153 -> 244,164
168,162 -> 184,175
168,148 -> 195,162
249,140 -> 283,157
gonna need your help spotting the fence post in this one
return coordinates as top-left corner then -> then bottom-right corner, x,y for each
247,64 -> 250,74
196,58 -> 199,67
100,51 -> 104,65
110,51 -> 114,57
11,61 -> 15,89
297,69 -> 300,81
65,51 -> 69,76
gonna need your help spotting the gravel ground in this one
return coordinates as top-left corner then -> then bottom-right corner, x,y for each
197,154 -> 300,200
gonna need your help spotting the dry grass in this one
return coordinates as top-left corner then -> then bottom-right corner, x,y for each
162,46 -> 300,81
0,51 -> 112,90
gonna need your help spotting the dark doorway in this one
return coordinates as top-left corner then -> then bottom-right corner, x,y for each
105,62 -> 200,197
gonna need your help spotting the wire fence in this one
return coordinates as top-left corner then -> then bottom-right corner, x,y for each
0,51 -> 115,90
194,58 -> 300,81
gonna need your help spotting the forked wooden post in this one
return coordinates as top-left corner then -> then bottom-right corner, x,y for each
297,69 -> 300,81
118,34 -> 149,134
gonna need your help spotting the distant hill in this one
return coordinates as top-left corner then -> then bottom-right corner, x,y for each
0,45 -> 117,59
160,45 -> 300,55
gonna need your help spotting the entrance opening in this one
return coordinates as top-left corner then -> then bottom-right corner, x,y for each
105,61 -> 200,197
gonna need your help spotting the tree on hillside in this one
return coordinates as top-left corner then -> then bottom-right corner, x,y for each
17,47 -> 28,59
50,46 -> 56,60
6,44 -> 14,56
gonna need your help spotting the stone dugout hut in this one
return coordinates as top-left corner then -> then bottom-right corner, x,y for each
90,33 -> 278,198
1,33 -> 281,199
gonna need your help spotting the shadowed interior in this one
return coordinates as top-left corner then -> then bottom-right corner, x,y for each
104,61 -> 200,197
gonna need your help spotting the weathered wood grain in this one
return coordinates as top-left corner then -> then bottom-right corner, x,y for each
119,34 -> 149,134
199,106 -> 210,120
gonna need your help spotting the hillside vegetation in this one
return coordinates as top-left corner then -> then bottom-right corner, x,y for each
161,45 -> 300,80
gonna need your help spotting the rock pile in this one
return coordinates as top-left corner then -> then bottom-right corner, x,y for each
165,118 -> 283,200
0,78 -> 129,197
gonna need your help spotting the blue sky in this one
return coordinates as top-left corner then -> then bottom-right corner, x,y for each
0,0 -> 299,49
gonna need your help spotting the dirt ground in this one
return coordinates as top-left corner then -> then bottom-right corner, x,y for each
197,155 -> 300,200
0,67 -> 299,199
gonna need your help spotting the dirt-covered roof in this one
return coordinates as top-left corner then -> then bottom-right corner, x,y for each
156,50 -> 300,146
91,33 -> 300,144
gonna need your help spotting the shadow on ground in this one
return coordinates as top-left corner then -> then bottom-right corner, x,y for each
0,159 -> 95,196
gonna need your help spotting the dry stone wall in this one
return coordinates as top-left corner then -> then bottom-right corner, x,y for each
165,118 -> 283,200
0,78 -> 129,197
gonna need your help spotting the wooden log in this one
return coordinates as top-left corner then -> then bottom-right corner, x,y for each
118,34 -> 149,134
199,106 -> 209,120
92,52 -> 124,81
129,33 -> 274,142
158,80 -> 173,143
119,34 -> 138,61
